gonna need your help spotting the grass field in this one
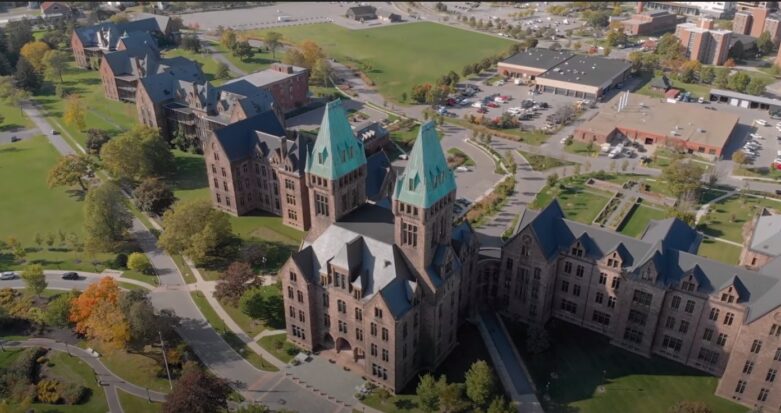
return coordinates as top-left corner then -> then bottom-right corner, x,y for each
258,333 -> 299,364
32,63 -> 138,147
118,389 -> 163,413
697,238 -> 742,266
532,176 -> 613,224
700,194 -> 781,243
100,348 -> 173,392
244,22 -> 513,102
517,149 -> 573,171
507,320 -> 745,413
210,42 -> 278,74
636,74 -> 712,100
1,349 -> 108,413
0,136 -> 120,272
0,101 -> 33,131
618,204 -> 669,238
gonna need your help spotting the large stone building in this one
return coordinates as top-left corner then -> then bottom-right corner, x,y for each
621,10 -> 685,35
223,64 -> 310,114
71,15 -> 175,69
675,18 -> 733,65
739,208 -> 781,270
281,119 -> 480,391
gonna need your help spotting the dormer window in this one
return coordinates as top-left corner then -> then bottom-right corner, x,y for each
642,267 -> 653,281
571,246 -> 583,257
318,152 -> 324,164
681,281 -> 695,292
408,178 -> 414,191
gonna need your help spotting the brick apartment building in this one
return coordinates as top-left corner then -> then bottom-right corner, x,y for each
71,15 -> 175,70
281,119 -> 480,391
675,18 -> 733,65
621,10 -> 685,35
223,63 -> 310,114
733,1 -> 781,41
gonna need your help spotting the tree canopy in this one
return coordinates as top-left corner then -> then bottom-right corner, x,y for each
83,181 -> 132,253
69,277 -> 130,350
163,362 -> 232,413
100,126 -> 175,181
158,199 -> 235,265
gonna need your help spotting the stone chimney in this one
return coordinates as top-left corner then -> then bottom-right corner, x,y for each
700,17 -> 714,30
637,2 -> 644,13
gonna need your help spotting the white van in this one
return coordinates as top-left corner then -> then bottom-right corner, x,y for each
756,119 -> 768,126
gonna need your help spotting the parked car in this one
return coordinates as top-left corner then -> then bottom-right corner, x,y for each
486,102 -> 499,108
61,272 -> 78,280
10,136 -> 20,142
455,166 -> 470,172
476,107 -> 488,114
756,119 -> 769,126
0,272 -> 16,280
51,130 -> 59,135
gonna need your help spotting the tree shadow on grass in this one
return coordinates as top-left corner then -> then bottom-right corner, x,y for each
169,155 -> 208,191
0,146 -> 22,154
65,188 -> 86,201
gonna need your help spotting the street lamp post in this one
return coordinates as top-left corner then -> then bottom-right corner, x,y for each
159,331 -> 173,390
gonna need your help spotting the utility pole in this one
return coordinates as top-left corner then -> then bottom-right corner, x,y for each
159,331 -> 173,390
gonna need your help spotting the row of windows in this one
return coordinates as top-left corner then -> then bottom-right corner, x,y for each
734,380 -> 771,402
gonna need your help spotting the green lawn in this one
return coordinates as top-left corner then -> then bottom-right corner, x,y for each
100,348 -> 173,392
636,74 -> 711,100
118,389 -> 163,413
0,349 -> 108,413
700,194 -> 781,243
0,136 -> 119,272
171,254 -> 197,284
507,320 -> 745,413
446,147 -> 475,168
0,101 -> 33,131
618,204 -> 669,238
210,42 -> 278,74
258,333 -> 300,364
697,238 -> 742,266
121,269 -> 158,286
563,140 -> 599,156
517,150 -> 573,171
189,291 -> 278,372
221,299 -> 266,337
532,176 -> 613,224
32,63 -> 138,148
390,124 -> 421,151
244,22 -> 513,102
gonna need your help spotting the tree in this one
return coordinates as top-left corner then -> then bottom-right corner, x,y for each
180,34 -> 201,53
310,58 -> 332,87
585,11 -> 609,28
109,12 -> 130,24
487,397 -> 515,413
732,150 -> 748,167
465,360 -> 496,408
714,68 -> 730,88
699,65 -> 715,84
239,286 -> 284,328
668,401 -> 713,413
100,126 -> 175,181
746,77 -> 768,96
83,181 -> 132,253
729,41 -> 744,60
263,31 -> 283,60
127,252 -> 152,274
85,129 -> 111,155
216,261 -> 256,304
662,159 -> 705,200
757,30 -> 774,56
45,290 -> 77,327
42,49 -> 68,83
728,71 -> 751,93
215,62 -> 230,80
163,362 -> 232,413
416,374 -> 439,413
437,378 -> 468,413
133,178 -> 175,215
605,28 -> 627,47
547,172 -> 559,188
120,290 -> 164,345
69,277 -> 129,349
232,41 -> 254,62
5,20 -> 34,62
220,29 -> 237,51
677,60 -> 701,84
158,199 -> 235,265
21,264 -> 46,296
14,58 -> 42,92
63,94 -> 87,131
47,154 -> 96,191
462,64 -> 473,77
19,41 -> 50,72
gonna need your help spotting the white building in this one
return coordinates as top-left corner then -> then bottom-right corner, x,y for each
643,1 -> 736,18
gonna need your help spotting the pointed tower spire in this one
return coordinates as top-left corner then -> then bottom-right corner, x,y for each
393,121 -> 457,276
305,100 -> 368,238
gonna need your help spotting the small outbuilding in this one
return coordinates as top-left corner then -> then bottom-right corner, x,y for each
346,6 -> 377,21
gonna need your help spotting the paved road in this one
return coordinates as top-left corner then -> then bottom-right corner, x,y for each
1,270 -> 155,291
3,338 -> 168,413
23,101 -> 75,155
0,127 -> 38,144
198,34 -> 248,77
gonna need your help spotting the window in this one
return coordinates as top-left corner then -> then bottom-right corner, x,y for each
599,272 -> 607,285
771,324 -> 781,337
370,343 -> 377,356
684,300 -> 695,314
576,265 -> 585,277
370,323 -> 377,336
735,380 -> 747,394
716,333 -> 728,346
775,347 -> 781,362
767,369 -> 777,383
592,310 -> 611,326
709,308 -> 720,321
702,328 -> 714,341
623,327 -> 643,344
595,292 -> 604,304
223,181 -> 229,191
665,316 -> 675,329
290,272 -> 297,283
632,290 -> 652,306
611,277 -> 621,290
375,307 -> 383,319
287,209 -> 298,221
662,335 -> 683,352
337,300 -> 346,314
681,281 -> 696,292
297,291 -> 304,303
744,361 -> 755,375
382,327 -> 389,342
285,179 -> 295,190
628,310 -> 647,326
563,261 -> 572,274
338,320 -> 347,334
561,280 -> 570,293
382,349 -> 389,362
401,222 -> 418,247
288,306 -> 294,318
213,178 -> 219,188
286,193 -> 296,206
315,192 -> 329,216
507,258 -> 514,270
671,296 -> 681,310
724,312 -> 735,326
560,299 -> 577,314
287,286 -> 294,299
571,246 -> 584,257
758,388 -> 769,402
355,308 -> 362,321
324,314 -> 330,327
608,296 -> 616,309
356,328 -> 363,341
752,340 -> 763,354
679,320 -> 689,334
298,310 -> 305,322
721,293 -> 735,304
697,348 -> 719,365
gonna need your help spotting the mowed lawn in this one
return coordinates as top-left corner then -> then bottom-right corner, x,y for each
0,136 -> 119,271
0,101 -> 33,131
508,321 -> 745,413
700,194 -> 781,243
32,63 -> 138,147
533,176 -> 612,224
697,238 -> 742,265
244,22 -> 514,101
619,204 -> 669,238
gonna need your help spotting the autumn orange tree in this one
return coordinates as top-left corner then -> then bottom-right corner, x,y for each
69,277 -> 129,349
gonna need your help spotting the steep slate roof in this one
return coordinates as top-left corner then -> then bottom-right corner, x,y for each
305,100 -> 367,180
747,208 -> 781,257
512,200 -> 781,323
393,121 -> 456,208
75,17 -> 167,49
212,111 -> 286,161
366,151 -> 392,201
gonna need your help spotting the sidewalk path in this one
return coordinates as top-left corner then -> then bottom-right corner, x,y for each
4,338 -> 168,413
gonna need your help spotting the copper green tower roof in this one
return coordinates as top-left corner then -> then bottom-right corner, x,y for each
305,100 -> 366,180
393,121 -> 456,208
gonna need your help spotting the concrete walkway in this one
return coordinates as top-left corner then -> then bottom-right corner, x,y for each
4,338 -> 168,413
199,34 -> 248,77
477,312 -> 543,413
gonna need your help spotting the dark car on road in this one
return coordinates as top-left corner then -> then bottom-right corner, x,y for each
61,272 -> 79,280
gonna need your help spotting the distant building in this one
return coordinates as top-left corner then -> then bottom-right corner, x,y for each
346,5 -> 377,21
621,10 -> 685,35
740,208 -> 781,270
223,63 -> 310,114
649,74 -> 672,92
675,18 -> 732,65
40,1 -> 71,17
377,9 -> 401,22
71,15 -> 175,69
352,120 -> 390,156
641,1 -> 736,18
574,92 -> 739,157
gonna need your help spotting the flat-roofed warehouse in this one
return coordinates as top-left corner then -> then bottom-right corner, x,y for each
497,48 -> 632,100
574,92 -> 740,157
